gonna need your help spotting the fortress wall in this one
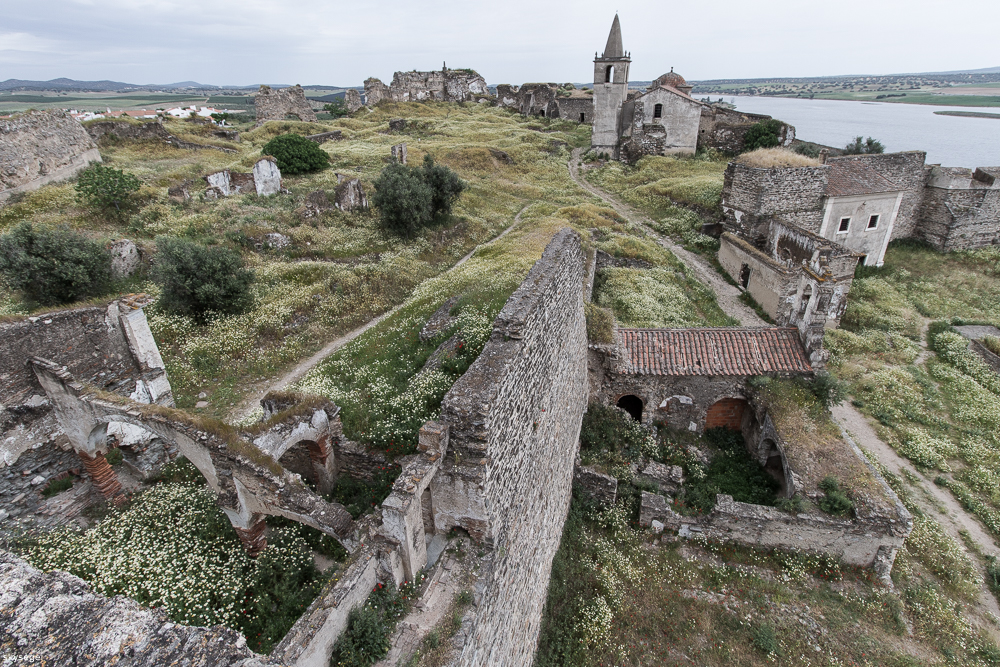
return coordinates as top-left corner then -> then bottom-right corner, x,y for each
0,110 -> 101,202
432,228 -> 588,667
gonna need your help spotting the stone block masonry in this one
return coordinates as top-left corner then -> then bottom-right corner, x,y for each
0,109 -> 102,202
428,228 -> 588,666
364,67 -> 490,107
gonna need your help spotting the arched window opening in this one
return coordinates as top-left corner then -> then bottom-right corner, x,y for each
606,66 -> 614,83
653,103 -> 663,119
739,263 -> 751,289
580,112 -> 586,122
616,395 -> 643,421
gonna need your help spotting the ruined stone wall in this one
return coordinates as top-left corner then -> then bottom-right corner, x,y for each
698,107 -> 794,154
0,551 -> 280,666
0,109 -> 101,202
254,85 -> 318,126
919,166 -> 1000,251
587,349 -> 748,432
722,163 -> 828,238
718,233 -> 798,321
627,89 -> 701,156
365,69 -> 489,107
429,228 -> 588,667
827,152 -> 926,240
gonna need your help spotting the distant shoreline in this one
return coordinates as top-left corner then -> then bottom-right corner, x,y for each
933,110 -> 1000,120
696,92 -> 1000,109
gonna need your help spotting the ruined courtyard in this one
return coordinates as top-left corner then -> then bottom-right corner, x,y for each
2,14 -> 1000,667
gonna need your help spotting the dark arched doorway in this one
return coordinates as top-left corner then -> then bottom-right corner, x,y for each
617,395 -> 643,422
762,438 -> 789,497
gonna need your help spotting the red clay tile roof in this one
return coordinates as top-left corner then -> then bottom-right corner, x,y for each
825,160 -> 899,197
618,328 -> 812,376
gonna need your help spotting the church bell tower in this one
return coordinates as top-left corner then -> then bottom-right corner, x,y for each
592,14 -> 631,155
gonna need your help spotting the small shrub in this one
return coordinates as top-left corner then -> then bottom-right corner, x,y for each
982,336 -> 1000,357
578,402 -> 656,471
751,622 -> 780,655
326,469 -> 399,519
742,119 -> 785,152
584,302 -> 615,343
818,476 -> 854,516
843,136 -> 885,155
0,222 -> 112,306
776,495 -> 805,513
371,162 -> 434,237
152,236 -> 254,323
680,428 -> 780,513
76,163 -> 141,217
105,447 -> 123,466
803,371 -> 847,408
330,581 -> 413,667
323,100 -> 350,118
422,155 -> 466,218
42,476 -> 73,498
261,133 -> 330,175
792,142 -> 822,158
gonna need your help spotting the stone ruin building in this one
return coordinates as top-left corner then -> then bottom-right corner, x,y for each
254,84 -> 318,126
587,14 -> 793,159
1,228 -> 913,666
364,66 -> 490,107
204,156 -> 284,198
717,150 -> 1000,361
0,109 -> 102,203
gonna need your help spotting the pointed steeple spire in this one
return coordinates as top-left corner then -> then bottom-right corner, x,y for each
603,14 -> 624,59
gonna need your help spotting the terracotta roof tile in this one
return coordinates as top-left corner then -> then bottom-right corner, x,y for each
618,328 -> 812,376
825,160 -> 899,197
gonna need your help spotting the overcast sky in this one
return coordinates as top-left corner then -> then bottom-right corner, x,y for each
2,0 -> 997,86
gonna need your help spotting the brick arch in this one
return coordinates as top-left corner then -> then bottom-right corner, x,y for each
704,396 -> 747,431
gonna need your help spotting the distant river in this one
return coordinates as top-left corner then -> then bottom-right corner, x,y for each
727,96 -> 1000,168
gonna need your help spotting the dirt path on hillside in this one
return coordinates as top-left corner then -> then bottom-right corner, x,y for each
228,203 -> 532,422
567,149 -> 766,327
832,401 -> 1000,628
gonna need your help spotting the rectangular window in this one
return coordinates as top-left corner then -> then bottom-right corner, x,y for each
837,217 -> 851,233
867,214 -> 880,229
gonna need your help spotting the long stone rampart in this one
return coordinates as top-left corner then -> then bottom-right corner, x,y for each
429,228 -> 588,666
0,109 -> 101,202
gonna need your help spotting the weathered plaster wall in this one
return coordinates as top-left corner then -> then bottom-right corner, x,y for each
625,89 -> 701,156
429,228 -> 588,667
0,109 -> 101,202
827,152 -> 926,240
254,85 -> 317,126
818,191 -> 901,265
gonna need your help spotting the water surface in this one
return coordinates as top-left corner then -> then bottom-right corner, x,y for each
727,96 -> 1000,167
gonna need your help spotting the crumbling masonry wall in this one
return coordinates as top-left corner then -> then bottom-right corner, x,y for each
429,228 -> 588,667
919,166 -> 1000,251
722,162 -> 829,239
254,85 -> 318,126
364,68 -> 489,106
0,109 -> 102,202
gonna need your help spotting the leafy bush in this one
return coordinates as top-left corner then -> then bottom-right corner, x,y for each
584,302 -> 615,343
42,476 -> 73,498
422,155 -> 466,218
803,371 -> 847,408
792,142 -> 822,158
323,100 -> 350,118
330,581 -> 413,667
578,403 -> 656,473
0,222 -> 111,306
326,468 -> 400,519
983,336 -> 1000,357
152,236 -> 253,323
843,136 -> 885,155
76,163 -> 141,217
370,157 -> 466,237
261,133 -> 330,175
371,162 -> 434,237
818,476 -> 854,516
751,622 -> 780,655
680,428 -> 779,514
742,119 -> 784,152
